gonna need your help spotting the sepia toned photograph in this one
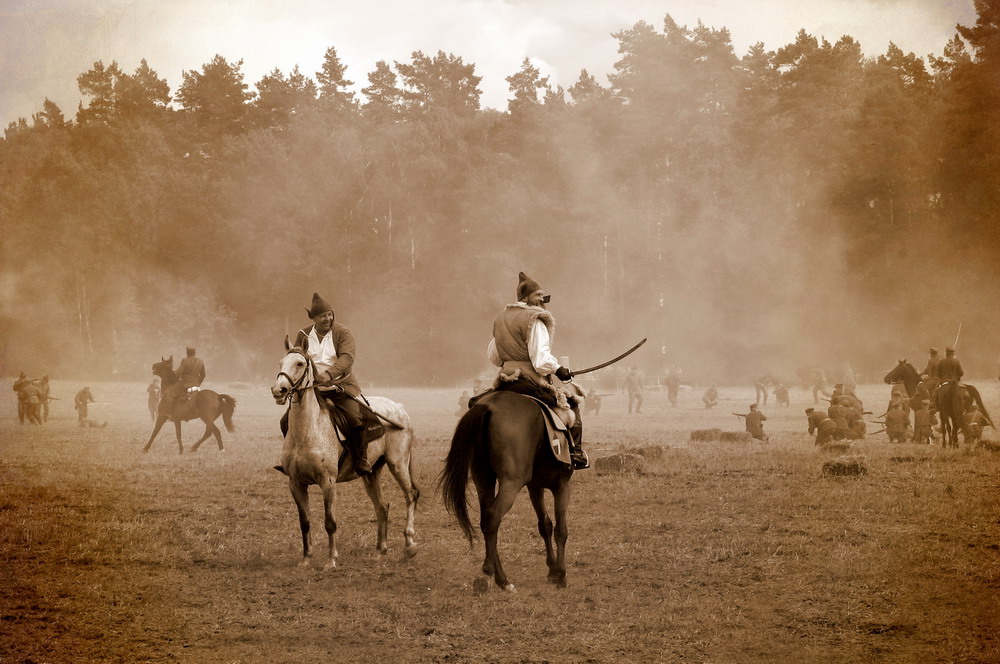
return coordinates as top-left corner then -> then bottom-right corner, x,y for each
2,0 -> 998,661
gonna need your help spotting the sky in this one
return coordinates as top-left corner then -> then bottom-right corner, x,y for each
0,0 -> 978,128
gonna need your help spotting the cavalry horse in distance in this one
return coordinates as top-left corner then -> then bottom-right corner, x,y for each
441,385 -> 584,591
143,356 -> 236,454
271,339 -> 419,569
935,380 -> 993,449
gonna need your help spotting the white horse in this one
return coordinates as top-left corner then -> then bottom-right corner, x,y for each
271,340 -> 419,569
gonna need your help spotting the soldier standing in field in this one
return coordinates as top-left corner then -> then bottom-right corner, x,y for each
625,366 -> 644,414
147,379 -> 160,423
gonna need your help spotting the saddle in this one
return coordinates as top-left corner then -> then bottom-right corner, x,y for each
320,394 -> 386,443
519,394 -> 573,467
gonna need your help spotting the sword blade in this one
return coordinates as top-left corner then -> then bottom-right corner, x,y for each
573,338 -> 647,376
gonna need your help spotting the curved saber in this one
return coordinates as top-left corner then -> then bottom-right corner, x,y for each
573,338 -> 647,376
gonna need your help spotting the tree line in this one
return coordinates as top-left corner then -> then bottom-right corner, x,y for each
2,3 -> 999,385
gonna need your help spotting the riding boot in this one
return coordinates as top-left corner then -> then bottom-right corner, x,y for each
568,420 -> 589,470
347,425 -> 373,475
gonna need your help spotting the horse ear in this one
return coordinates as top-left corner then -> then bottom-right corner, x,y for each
161,356 -> 165,362
284,335 -> 290,351
301,336 -> 310,353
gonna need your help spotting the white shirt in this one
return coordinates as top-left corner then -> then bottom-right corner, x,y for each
305,327 -> 338,375
487,318 -> 560,376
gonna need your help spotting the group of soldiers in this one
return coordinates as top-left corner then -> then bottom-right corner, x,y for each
804,383 -> 867,445
12,373 -> 107,427
882,346 -> 987,445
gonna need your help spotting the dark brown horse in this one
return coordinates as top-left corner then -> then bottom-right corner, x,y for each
441,389 -> 577,591
142,356 -> 236,454
935,382 -> 993,449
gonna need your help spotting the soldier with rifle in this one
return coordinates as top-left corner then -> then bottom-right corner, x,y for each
805,407 -> 836,446
734,404 -> 767,441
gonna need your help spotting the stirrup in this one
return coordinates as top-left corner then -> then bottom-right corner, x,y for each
571,449 -> 590,470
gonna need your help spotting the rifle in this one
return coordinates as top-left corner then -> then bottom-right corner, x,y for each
732,412 -> 747,418
869,428 -> 887,436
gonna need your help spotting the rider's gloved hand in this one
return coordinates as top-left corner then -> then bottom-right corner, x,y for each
555,366 -> 573,382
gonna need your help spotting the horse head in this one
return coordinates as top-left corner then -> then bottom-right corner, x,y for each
152,356 -> 175,380
272,345 -> 313,405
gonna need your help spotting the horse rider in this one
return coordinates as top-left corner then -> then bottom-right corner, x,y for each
162,347 -> 206,411
283,292 -> 372,475
921,347 -> 941,390
937,346 -> 964,385
485,272 -> 589,469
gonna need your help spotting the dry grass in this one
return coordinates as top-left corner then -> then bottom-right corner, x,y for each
2,381 -> 1000,662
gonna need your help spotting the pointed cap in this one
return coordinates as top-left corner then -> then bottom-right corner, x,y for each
517,272 -> 542,301
306,292 -> 334,319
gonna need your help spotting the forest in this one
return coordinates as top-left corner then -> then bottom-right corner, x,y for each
2,3 -> 998,386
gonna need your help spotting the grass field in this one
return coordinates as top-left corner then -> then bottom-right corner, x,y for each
2,380 -> 1000,663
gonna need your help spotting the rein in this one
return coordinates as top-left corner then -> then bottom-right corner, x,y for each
276,350 -> 316,403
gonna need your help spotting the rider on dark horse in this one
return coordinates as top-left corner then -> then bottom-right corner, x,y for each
937,346 -> 964,385
164,347 -> 206,410
483,272 -> 589,470
280,292 -> 373,475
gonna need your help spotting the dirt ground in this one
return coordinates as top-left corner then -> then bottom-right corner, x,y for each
2,380 -> 1000,663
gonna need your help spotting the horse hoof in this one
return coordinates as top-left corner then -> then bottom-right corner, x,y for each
503,583 -> 517,593
323,561 -> 337,571
472,576 -> 490,594
404,546 -> 418,559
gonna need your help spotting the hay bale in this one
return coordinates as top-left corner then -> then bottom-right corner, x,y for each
624,445 -> 664,461
821,454 -> 868,477
718,431 -> 753,443
594,453 -> 646,475
690,428 -> 723,441
980,440 -> 1000,454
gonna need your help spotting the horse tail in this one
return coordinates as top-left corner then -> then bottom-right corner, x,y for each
967,385 -> 995,428
440,404 -> 490,544
219,394 -> 237,432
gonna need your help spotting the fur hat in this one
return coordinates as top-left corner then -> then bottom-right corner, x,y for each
186,347 -> 196,356
517,272 -> 542,301
306,292 -> 334,319
945,346 -> 955,355
929,347 -> 938,355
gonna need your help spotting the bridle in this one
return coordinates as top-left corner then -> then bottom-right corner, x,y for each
275,349 -> 315,404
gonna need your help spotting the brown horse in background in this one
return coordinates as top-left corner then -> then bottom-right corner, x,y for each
441,389 -> 577,591
935,381 -> 993,449
142,356 -> 236,454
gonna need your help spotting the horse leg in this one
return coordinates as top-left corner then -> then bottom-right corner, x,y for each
188,423 -> 214,452
174,420 -> 184,455
211,418 -> 224,451
143,415 -> 170,452
550,479 -> 573,588
528,486 -> 558,583
319,475 -> 338,570
480,478 -> 522,592
361,470 -> 390,555
290,481 -> 312,565
385,448 -> 419,558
